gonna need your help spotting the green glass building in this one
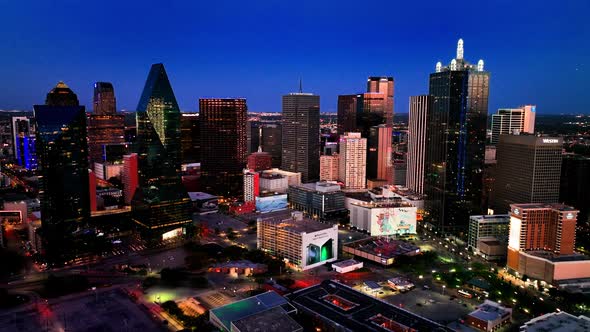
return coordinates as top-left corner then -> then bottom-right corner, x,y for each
132,64 -> 192,238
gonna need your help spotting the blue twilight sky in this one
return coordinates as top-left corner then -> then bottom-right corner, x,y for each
0,0 -> 588,114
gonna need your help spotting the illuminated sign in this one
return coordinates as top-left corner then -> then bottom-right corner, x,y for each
513,208 -> 520,215
542,139 -> 559,144
566,212 -> 574,220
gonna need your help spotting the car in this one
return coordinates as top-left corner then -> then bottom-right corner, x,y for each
423,285 -> 431,289
428,299 -> 436,303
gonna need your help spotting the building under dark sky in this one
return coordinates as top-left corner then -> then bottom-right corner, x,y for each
87,82 -> 124,165
281,92 -> 320,183
132,64 -> 191,236
424,39 -> 489,232
34,82 -> 90,263
180,112 -> 200,164
199,98 -> 248,197
337,94 -> 359,134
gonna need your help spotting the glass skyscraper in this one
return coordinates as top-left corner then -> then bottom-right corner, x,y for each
132,64 -> 191,238
34,82 -> 90,263
424,39 -> 489,233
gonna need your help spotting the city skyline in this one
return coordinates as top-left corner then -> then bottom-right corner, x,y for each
0,1 -> 588,114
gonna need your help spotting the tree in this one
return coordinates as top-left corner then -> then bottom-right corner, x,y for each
222,245 -> 247,261
160,268 -> 186,286
185,252 -> 209,270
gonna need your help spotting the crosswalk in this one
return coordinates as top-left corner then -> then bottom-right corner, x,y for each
107,243 -> 147,257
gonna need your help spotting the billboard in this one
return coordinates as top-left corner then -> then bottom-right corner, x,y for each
256,194 -> 288,213
301,226 -> 338,270
370,207 -> 417,236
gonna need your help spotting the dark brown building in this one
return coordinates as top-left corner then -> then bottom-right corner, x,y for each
200,98 -> 247,197
87,82 -> 124,165
181,112 -> 200,164
337,94 -> 359,134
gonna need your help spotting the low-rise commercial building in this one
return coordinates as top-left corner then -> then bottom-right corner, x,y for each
332,259 -> 363,273
342,238 -> 420,266
519,311 -> 590,331
466,300 -> 512,332
288,182 -> 346,221
349,200 -> 417,236
468,214 -> 510,249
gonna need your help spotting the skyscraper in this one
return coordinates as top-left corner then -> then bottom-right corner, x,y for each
367,124 -> 393,184
493,135 -> 562,214
338,132 -> 367,189
93,82 -> 116,115
337,94 -> 360,134
135,64 -> 183,184
246,121 -> 261,154
490,105 -> 536,144
87,84 -> 125,165
34,82 -> 90,263
424,39 -> 489,232
260,123 -> 282,168
366,77 -> 394,126
200,98 -> 248,197
406,95 -> 432,195
132,64 -> 191,237
281,92 -> 320,183
247,147 -> 272,171
180,112 -> 200,164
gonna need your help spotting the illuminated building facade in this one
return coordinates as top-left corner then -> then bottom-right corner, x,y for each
199,98 -> 248,197
11,116 -> 37,170
257,211 -> 338,270
490,105 -> 536,144
319,154 -> 339,181
132,64 -> 191,236
406,95 -> 431,195
367,124 -> 392,184
424,39 -> 489,232
338,132 -> 366,189
87,82 -> 125,165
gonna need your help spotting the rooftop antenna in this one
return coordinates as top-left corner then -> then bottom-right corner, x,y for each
299,77 -> 303,93
457,38 -> 464,60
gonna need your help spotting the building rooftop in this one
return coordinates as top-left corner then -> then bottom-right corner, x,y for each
470,214 -> 510,223
188,191 -> 217,201
525,251 -> 590,262
510,203 -> 578,212
286,280 -> 451,332
231,306 -> 302,332
343,238 -> 420,259
332,259 -> 362,269
363,281 -> 381,290
210,291 -> 293,331
258,215 -> 336,234
520,312 -> 590,332
468,300 -> 511,323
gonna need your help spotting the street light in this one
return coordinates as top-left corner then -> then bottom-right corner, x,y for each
442,285 -> 446,295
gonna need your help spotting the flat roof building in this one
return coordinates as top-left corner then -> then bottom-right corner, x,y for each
466,300 -> 512,332
286,280 -> 451,332
468,214 -> 510,249
257,211 -> 338,270
519,311 -> 590,332
287,182 -> 346,221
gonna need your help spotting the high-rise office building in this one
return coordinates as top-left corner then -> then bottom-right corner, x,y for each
123,153 -> 139,205
132,64 -> 192,236
180,112 -> 200,164
11,116 -> 36,170
281,92 -> 320,183
200,98 -> 248,197
260,123 -> 282,168
93,82 -> 116,115
490,106 -> 536,144
424,39 -> 489,232
88,83 -> 124,167
367,125 -> 392,184
366,77 -> 394,126
34,82 -> 90,263
494,135 -> 562,214
338,132 -> 366,189
406,95 -> 431,195
319,154 -> 339,181
560,154 -> 590,224
337,94 -> 360,134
